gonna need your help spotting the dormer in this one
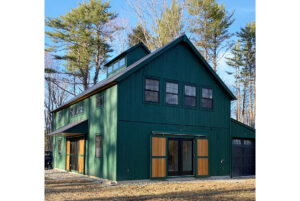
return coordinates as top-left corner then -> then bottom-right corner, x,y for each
104,42 -> 151,77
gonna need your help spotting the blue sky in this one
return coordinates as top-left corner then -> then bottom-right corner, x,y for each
45,0 -> 255,88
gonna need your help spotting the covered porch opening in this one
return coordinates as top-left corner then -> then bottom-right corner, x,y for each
150,131 -> 209,179
47,119 -> 88,175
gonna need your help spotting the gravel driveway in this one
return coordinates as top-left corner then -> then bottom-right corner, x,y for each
45,169 -> 255,201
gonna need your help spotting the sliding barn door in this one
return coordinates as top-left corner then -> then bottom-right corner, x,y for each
150,136 -> 167,179
78,139 -> 85,174
66,140 -> 70,171
196,138 -> 209,176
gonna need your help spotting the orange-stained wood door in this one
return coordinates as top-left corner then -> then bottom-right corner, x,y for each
151,136 -> 167,178
66,140 -> 70,171
196,138 -> 209,176
78,139 -> 85,174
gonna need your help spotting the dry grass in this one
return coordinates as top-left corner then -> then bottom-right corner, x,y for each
45,177 -> 255,201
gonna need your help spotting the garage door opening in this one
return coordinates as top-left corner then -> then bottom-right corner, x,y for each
232,138 -> 255,177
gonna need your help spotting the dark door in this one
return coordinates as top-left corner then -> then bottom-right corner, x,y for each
232,138 -> 255,177
168,138 -> 193,176
70,140 -> 79,171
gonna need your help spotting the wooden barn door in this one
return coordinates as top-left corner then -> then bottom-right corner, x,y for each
66,140 -> 70,171
196,138 -> 209,177
78,139 -> 85,174
150,136 -> 167,179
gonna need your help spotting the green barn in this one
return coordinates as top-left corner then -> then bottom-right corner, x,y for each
48,35 -> 255,181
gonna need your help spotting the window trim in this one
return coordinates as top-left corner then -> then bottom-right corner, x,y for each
165,81 -> 179,105
57,138 -> 62,156
58,112 -> 62,121
95,134 -> 103,158
96,94 -> 104,108
183,83 -> 197,107
144,77 -> 160,103
201,87 -> 213,109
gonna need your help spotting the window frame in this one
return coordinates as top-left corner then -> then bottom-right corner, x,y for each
58,112 -> 62,121
144,77 -> 160,103
183,83 -> 197,108
57,139 -> 62,156
165,81 -> 179,105
201,87 -> 213,109
95,135 -> 103,158
96,94 -> 104,108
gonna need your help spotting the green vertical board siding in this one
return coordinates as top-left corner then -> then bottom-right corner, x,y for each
52,135 -> 66,170
87,85 -> 118,180
230,119 -> 255,139
126,46 -> 149,66
116,43 -> 232,180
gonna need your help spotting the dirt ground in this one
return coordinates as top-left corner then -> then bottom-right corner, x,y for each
45,171 -> 255,201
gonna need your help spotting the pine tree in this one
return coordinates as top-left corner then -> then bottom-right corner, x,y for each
211,3 -> 234,71
226,40 -> 242,121
238,21 -> 256,127
186,0 -> 234,71
154,0 -> 183,46
45,0 -> 117,90
128,24 -> 151,47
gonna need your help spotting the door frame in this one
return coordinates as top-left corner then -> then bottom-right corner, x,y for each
167,138 -> 194,176
150,133 -> 208,179
66,136 -> 86,174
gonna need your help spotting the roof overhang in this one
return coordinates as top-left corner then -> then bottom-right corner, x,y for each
47,119 -> 88,136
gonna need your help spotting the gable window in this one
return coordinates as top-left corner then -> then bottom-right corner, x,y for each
96,95 -> 104,108
201,88 -> 213,109
165,82 -> 179,105
184,84 -> 196,107
145,78 -> 160,103
57,139 -> 62,155
95,135 -> 103,158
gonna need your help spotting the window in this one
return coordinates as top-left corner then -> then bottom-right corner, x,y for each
201,88 -> 213,109
58,112 -> 62,121
96,95 -> 104,108
165,82 -> 179,105
78,102 -> 84,113
57,139 -> 62,155
184,84 -> 196,107
233,139 -> 241,145
108,65 -> 112,73
244,140 -> 252,145
119,58 -> 125,67
70,108 -> 74,117
95,135 -> 103,158
145,78 -> 160,103
113,62 -> 118,70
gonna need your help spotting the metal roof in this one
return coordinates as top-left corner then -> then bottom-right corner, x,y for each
104,42 -> 151,67
52,34 -> 236,113
47,119 -> 88,136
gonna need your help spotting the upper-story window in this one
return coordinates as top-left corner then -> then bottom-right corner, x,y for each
78,102 -> 84,113
184,84 -> 196,107
201,88 -> 213,109
58,112 -> 62,121
165,82 -> 179,105
96,95 -> 104,108
119,58 -> 125,67
70,108 -> 74,117
113,62 -> 118,70
108,65 -> 112,73
145,78 -> 160,103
